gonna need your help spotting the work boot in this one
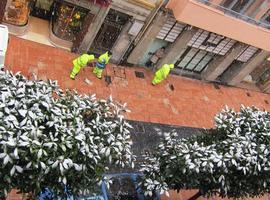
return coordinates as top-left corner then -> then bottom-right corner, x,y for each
151,80 -> 157,86
70,73 -> 75,80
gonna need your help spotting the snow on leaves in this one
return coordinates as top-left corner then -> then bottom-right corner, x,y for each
0,69 -> 134,198
141,106 -> 270,199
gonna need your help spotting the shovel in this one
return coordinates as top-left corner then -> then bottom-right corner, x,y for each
104,65 -> 112,86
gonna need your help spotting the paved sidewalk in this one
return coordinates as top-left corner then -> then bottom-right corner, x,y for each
4,35 -> 270,200
5,35 -> 270,129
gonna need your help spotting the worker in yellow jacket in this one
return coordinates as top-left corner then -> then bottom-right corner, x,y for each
70,53 -> 95,80
93,51 -> 112,79
152,64 -> 174,85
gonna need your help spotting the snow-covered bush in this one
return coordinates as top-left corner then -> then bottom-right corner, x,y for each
141,106 -> 270,199
0,69 -> 134,198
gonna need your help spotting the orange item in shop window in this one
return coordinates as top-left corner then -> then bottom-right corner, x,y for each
14,2 -> 22,8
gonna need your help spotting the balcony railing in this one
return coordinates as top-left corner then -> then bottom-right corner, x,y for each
195,0 -> 270,29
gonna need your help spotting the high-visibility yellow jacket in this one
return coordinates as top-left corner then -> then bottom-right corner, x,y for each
98,52 -> 111,65
73,54 -> 95,67
155,64 -> 174,80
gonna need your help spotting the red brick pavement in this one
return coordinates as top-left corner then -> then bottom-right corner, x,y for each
4,35 -> 270,200
5,35 -> 270,129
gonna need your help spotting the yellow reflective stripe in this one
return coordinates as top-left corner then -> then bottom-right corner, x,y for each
78,56 -> 84,66
98,53 -> 110,64
160,65 -> 169,79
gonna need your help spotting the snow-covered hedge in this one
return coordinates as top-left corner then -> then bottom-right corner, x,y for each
0,69 -> 134,198
141,106 -> 270,199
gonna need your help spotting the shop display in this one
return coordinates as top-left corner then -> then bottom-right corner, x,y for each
52,2 -> 88,41
4,0 -> 30,26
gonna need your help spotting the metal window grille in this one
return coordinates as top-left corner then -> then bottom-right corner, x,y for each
187,29 -> 236,55
156,16 -> 185,42
175,47 -> 215,73
236,45 -> 258,62
89,9 -> 130,55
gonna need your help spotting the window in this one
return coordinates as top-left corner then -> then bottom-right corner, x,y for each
187,29 -> 236,56
176,47 -> 215,73
222,0 -> 254,13
258,67 -> 270,85
4,0 -> 30,26
52,1 -> 89,41
261,10 -> 270,24
222,0 -> 234,8
236,46 -> 258,62
231,0 -> 253,13
156,15 -> 185,43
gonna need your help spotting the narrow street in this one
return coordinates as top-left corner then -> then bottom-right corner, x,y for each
4,35 -> 270,200
5,35 -> 270,129
2,0 -> 270,199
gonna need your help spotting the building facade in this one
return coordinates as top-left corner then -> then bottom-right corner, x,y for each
0,0 -> 157,62
1,0 -> 270,93
127,0 -> 270,93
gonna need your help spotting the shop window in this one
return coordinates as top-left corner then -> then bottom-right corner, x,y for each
4,0 -> 30,26
52,2 -> 89,41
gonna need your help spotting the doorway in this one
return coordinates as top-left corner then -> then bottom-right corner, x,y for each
30,0 -> 54,20
89,9 -> 130,56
